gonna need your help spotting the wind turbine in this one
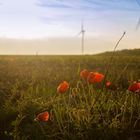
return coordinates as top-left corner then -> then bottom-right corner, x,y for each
78,20 -> 85,55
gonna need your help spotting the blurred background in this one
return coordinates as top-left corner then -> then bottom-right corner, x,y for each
0,0 -> 140,55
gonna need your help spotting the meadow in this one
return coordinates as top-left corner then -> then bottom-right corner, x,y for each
0,49 -> 140,140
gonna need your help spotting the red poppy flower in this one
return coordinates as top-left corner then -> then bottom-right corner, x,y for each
80,69 -> 89,80
128,82 -> 140,93
87,72 -> 104,84
36,111 -> 49,122
57,81 -> 69,93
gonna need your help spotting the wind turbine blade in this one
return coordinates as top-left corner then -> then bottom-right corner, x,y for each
81,19 -> 84,31
135,0 -> 140,31
135,17 -> 140,31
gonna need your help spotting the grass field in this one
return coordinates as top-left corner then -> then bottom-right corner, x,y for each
0,49 -> 140,140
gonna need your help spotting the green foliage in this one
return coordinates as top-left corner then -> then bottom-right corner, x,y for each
0,49 -> 140,140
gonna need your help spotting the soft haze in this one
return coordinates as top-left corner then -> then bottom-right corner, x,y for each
0,0 -> 140,54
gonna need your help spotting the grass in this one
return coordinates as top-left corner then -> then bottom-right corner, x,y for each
0,49 -> 140,140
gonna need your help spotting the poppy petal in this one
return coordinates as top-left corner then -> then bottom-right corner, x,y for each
36,111 -> 49,122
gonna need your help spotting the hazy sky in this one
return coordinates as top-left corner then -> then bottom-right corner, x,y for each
0,0 -> 140,54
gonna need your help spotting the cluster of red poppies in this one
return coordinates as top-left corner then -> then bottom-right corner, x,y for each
80,69 -> 116,90
80,69 -> 104,83
80,69 -> 140,93
35,69 -> 140,122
